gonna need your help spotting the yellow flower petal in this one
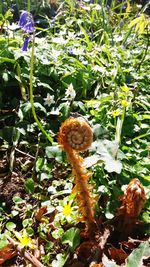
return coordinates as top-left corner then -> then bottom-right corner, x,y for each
121,100 -> 129,107
62,203 -> 72,217
121,85 -> 130,93
111,110 -> 120,117
14,230 -> 36,249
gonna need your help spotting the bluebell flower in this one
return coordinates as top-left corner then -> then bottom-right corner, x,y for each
19,11 -> 35,51
22,37 -> 31,52
19,11 -> 34,33
22,20 -> 34,33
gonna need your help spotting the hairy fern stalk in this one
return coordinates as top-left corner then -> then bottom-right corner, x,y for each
58,117 -> 96,236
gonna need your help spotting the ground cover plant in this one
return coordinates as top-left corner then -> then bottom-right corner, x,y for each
0,0 -> 150,266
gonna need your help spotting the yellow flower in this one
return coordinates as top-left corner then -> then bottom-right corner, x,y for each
121,100 -> 129,107
129,14 -> 149,35
62,203 -> 72,217
111,110 -> 120,118
121,85 -> 130,94
14,230 -> 36,249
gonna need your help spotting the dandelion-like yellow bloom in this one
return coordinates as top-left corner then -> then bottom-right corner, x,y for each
62,203 -> 72,217
14,230 -> 36,249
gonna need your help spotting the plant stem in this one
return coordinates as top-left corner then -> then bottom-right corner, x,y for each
115,107 -> 126,158
27,0 -> 30,13
29,35 -> 53,143
136,29 -> 149,72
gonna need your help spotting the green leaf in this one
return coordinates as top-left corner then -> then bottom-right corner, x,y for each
22,102 -> 46,114
52,253 -> 68,267
36,157 -> 45,172
45,145 -> 63,162
125,241 -> 150,267
0,57 -> 16,64
23,218 -> 33,228
0,234 -> 8,249
6,222 -> 16,231
11,210 -> 19,217
13,196 -> 25,205
62,227 -> 80,252
89,140 -> 122,173
26,227 -> 34,236
25,178 -> 35,194
59,102 -> 70,120
4,9 -> 13,20
52,228 -> 64,240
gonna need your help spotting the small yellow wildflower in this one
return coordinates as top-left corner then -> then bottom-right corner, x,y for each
121,100 -> 129,107
111,110 -> 120,118
121,85 -> 130,94
14,230 -> 36,249
129,14 -> 149,35
62,203 -> 72,217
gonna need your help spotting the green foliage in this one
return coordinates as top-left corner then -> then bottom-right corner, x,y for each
125,241 -> 150,267
0,234 -> 8,249
24,178 -> 35,194
5,222 -> 16,231
0,1 -> 150,266
62,227 -> 80,252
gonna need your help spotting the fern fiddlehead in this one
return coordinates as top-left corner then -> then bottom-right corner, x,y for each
58,117 -> 96,236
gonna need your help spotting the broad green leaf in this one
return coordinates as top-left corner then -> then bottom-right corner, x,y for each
25,178 -> 35,194
89,140 -> 122,173
62,227 -> 80,252
45,145 -> 63,162
13,196 -> 25,205
0,234 -> 8,249
52,253 -> 68,267
6,222 -> 16,231
125,241 -> 150,267
23,219 -> 33,228
52,229 -> 64,240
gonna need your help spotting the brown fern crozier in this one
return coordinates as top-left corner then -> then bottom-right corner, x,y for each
58,117 -> 96,236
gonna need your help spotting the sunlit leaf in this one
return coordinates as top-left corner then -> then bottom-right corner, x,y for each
6,222 -> 16,231
125,241 -> 150,267
51,253 -> 68,267
25,178 -> 35,194
62,227 -> 80,252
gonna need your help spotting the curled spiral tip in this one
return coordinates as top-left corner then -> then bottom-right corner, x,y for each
58,117 -> 93,152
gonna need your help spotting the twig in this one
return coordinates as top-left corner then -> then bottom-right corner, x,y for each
7,236 -> 46,267
15,148 -> 35,159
